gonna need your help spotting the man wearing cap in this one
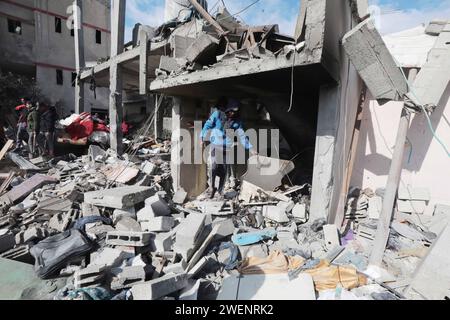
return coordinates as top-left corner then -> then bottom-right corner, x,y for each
200,98 -> 256,198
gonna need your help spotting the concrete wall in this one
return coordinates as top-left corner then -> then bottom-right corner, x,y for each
0,0 -> 35,72
0,0 -> 110,115
351,85 -> 450,215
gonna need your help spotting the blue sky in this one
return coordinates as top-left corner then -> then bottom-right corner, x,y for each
125,0 -> 450,40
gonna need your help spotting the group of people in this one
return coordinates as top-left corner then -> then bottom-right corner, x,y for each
15,98 -> 58,158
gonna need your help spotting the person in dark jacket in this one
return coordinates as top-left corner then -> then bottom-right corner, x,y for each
26,102 -> 40,158
38,103 -> 58,157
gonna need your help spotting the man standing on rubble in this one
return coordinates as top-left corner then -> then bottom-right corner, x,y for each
201,98 -> 257,198
39,102 -> 58,157
26,101 -> 40,159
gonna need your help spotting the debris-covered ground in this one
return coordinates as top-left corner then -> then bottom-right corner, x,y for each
1,137 -> 448,300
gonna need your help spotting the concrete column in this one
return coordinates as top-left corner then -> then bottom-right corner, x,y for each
171,97 -> 181,192
73,0 -> 85,114
109,0 -> 126,155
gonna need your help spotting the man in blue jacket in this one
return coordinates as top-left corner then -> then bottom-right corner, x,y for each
201,98 -> 256,198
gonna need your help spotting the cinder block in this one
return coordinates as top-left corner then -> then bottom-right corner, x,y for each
131,273 -> 188,300
90,247 -> 135,268
159,56 -> 180,73
106,231 -> 152,247
176,213 -> 206,245
111,266 -> 149,290
172,188 -> 187,205
74,265 -> 106,288
115,217 -> 142,232
84,186 -> 155,209
153,232 -> 174,253
137,195 -> 171,221
141,161 -> 157,175
140,217 -> 174,232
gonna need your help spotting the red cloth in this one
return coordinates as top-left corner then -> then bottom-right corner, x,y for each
122,122 -> 130,135
15,104 -> 27,111
65,113 -> 94,140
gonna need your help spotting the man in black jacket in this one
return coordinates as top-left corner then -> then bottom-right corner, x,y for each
39,103 -> 57,157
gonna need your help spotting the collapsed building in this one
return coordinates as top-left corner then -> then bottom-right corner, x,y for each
0,0 -> 449,300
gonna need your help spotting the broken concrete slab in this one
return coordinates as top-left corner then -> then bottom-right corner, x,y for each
242,156 -> 295,191
172,188 -> 187,205
137,194 -> 171,221
90,247 -> 134,268
342,18 -> 408,101
175,213 -> 206,246
111,266 -> 149,290
113,207 -> 137,222
406,223 -> 450,300
141,161 -> 157,175
106,231 -> 152,247
8,153 -> 41,170
186,33 -> 220,64
81,202 -> 101,217
368,196 -> 382,219
292,203 -> 307,221
323,224 -> 341,249
84,186 -> 155,210
153,231 -> 174,253
4,174 -> 58,204
218,273 -> 316,300
131,273 -> 188,300
262,205 -> 289,223
115,217 -> 142,232
140,216 -> 175,232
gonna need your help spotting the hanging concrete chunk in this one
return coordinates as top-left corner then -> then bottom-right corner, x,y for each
342,18 -> 408,101
131,273 -> 188,300
84,186 -> 155,209
406,223 -> 450,300
186,33 -> 220,64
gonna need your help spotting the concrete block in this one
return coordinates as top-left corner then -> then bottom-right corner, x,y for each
141,161 -> 157,175
88,145 -> 107,162
355,0 -> 369,20
81,202 -> 100,217
113,207 -> 136,222
111,266 -> 149,290
106,231 -> 152,247
74,265 -> 106,288
172,188 -> 187,205
159,56 -> 180,73
397,200 -> 427,214
406,223 -> 450,300
137,195 -> 171,221
131,273 -> 189,300
277,224 -> 298,241
292,203 -> 307,221
84,186 -> 155,210
115,217 -> 142,232
15,227 -> 47,244
163,260 -> 187,274
186,33 -> 219,64
398,187 -> 430,201
179,279 -> 201,300
276,201 -> 295,213
175,213 -> 206,245
213,219 -> 235,239
0,229 -> 15,253
368,196 -> 382,219
90,248 -> 134,268
140,216 -> 175,232
342,18 -> 408,101
323,224 -> 341,249
153,232 -> 174,253
262,205 -> 290,223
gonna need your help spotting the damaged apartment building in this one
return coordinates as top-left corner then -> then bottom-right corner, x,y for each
0,0 -> 111,116
0,0 -> 449,300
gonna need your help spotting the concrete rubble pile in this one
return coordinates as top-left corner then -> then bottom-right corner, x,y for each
3,138 -> 448,300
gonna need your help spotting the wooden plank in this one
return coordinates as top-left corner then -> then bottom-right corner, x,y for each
0,140 -> 14,161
